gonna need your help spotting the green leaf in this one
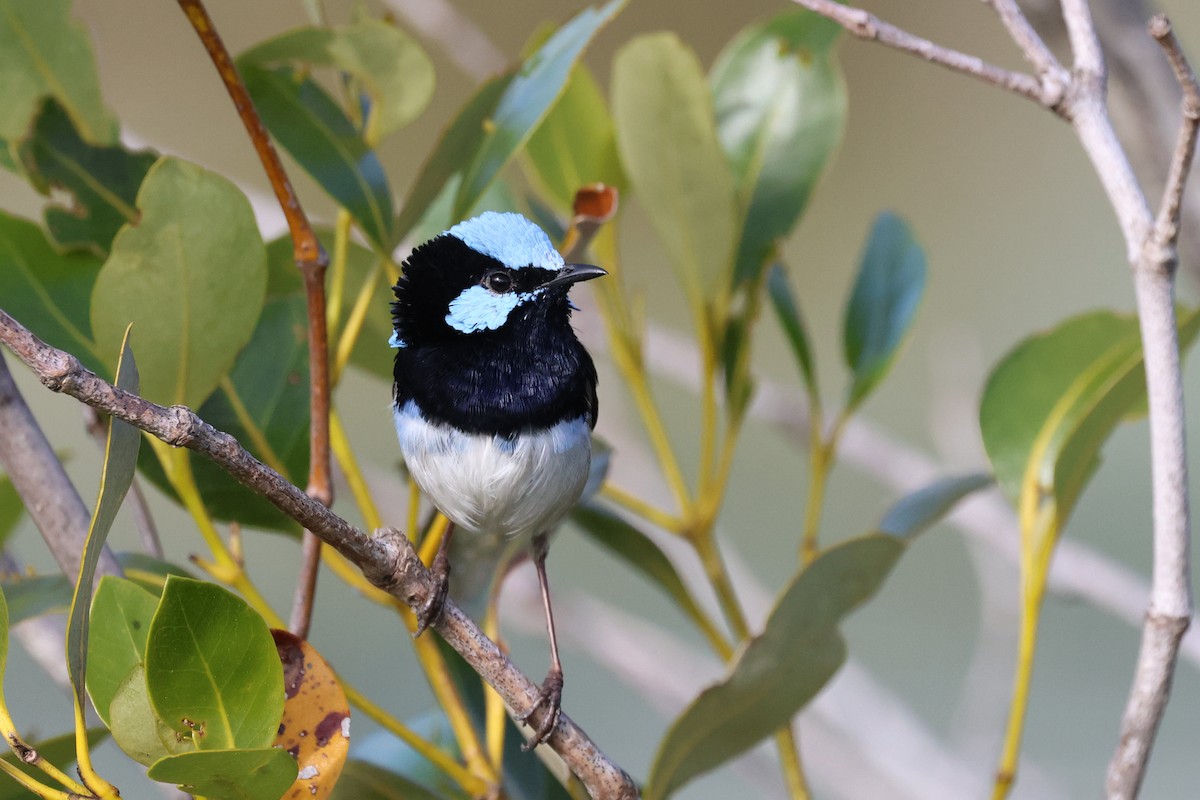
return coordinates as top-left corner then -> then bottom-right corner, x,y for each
1,574 -> 70,624
613,33 -> 738,304
87,576 -> 159,729
0,729 -> 108,800
712,11 -> 845,286
645,534 -> 908,799
240,20 -> 435,141
0,211 -> 105,373
331,760 -> 444,800
454,0 -> 626,220
0,0 -> 115,145
90,157 -> 267,408
147,747 -> 298,800
0,474 -> 22,549
16,98 -> 156,257
145,577 -> 284,751
572,505 -> 712,636
66,331 -> 140,719
981,308 -> 1200,527
109,663 -> 194,766
878,473 -> 994,538
526,66 -> 625,210
239,63 -> 395,252
843,212 -> 926,410
767,264 -> 817,399
394,73 -> 513,242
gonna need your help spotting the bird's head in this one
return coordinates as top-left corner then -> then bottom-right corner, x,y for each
390,212 -> 606,349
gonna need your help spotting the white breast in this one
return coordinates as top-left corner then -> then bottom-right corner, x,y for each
393,400 -> 592,545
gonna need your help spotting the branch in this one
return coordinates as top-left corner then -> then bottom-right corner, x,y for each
0,351 -> 121,580
0,308 -> 638,800
790,0 -> 1060,107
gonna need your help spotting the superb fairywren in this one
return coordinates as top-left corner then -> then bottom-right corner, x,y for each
390,211 -> 605,747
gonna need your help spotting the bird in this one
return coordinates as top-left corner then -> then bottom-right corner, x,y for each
389,210 -> 605,748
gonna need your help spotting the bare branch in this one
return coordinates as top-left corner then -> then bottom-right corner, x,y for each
0,308 -> 638,800
1061,0 -> 1107,80
790,0 -> 1058,106
1148,14 -> 1200,256
0,351 -> 121,580
985,0 -> 1069,89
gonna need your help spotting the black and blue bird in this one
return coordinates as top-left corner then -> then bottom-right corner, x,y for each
389,211 -> 605,747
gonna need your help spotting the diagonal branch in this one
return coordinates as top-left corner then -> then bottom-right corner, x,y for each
791,0 -> 1059,106
0,307 -> 638,800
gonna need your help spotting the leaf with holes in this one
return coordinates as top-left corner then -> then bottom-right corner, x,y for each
145,577 -> 284,751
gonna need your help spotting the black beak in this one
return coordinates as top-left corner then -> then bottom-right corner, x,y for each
543,263 -> 607,290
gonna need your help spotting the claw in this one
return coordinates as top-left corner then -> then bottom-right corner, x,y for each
518,668 -> 563,750
413,551 -> 450,637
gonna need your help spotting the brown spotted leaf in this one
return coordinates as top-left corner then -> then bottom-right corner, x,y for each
272,630 -> 350,799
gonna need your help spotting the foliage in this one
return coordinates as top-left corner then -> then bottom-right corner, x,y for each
0,1 -> 1185,799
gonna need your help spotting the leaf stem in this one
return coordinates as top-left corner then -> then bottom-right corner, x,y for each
775,726 -> 812,800
993,508 -> 1054,800
0,758 -> 74,800
599,483 -> 686,534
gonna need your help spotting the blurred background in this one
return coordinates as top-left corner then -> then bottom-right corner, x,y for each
2,0 -> 1200,797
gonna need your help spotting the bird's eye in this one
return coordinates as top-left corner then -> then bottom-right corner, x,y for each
484,271 -> 513,293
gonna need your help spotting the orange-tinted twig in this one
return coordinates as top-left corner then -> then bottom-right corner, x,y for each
175,0 -> 332,639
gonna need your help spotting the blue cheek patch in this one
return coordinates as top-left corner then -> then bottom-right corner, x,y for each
447,212 -> 565,272
445,284 -> 541,334
388,331 -> 407,349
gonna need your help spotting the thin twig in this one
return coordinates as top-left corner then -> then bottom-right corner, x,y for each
986,0 -> 1065,80
790,0 -> 1054,106
0,351 -> 121,580
1148,15 -> 1200,256
174,0 -> 333,640
0,307 -> 638,800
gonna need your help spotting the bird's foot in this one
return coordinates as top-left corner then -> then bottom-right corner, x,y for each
413,551 -> 450,637
518,667 -> 563,750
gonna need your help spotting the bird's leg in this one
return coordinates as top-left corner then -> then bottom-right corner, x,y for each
414,521 -> 454,636
517,533 -> 564,749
